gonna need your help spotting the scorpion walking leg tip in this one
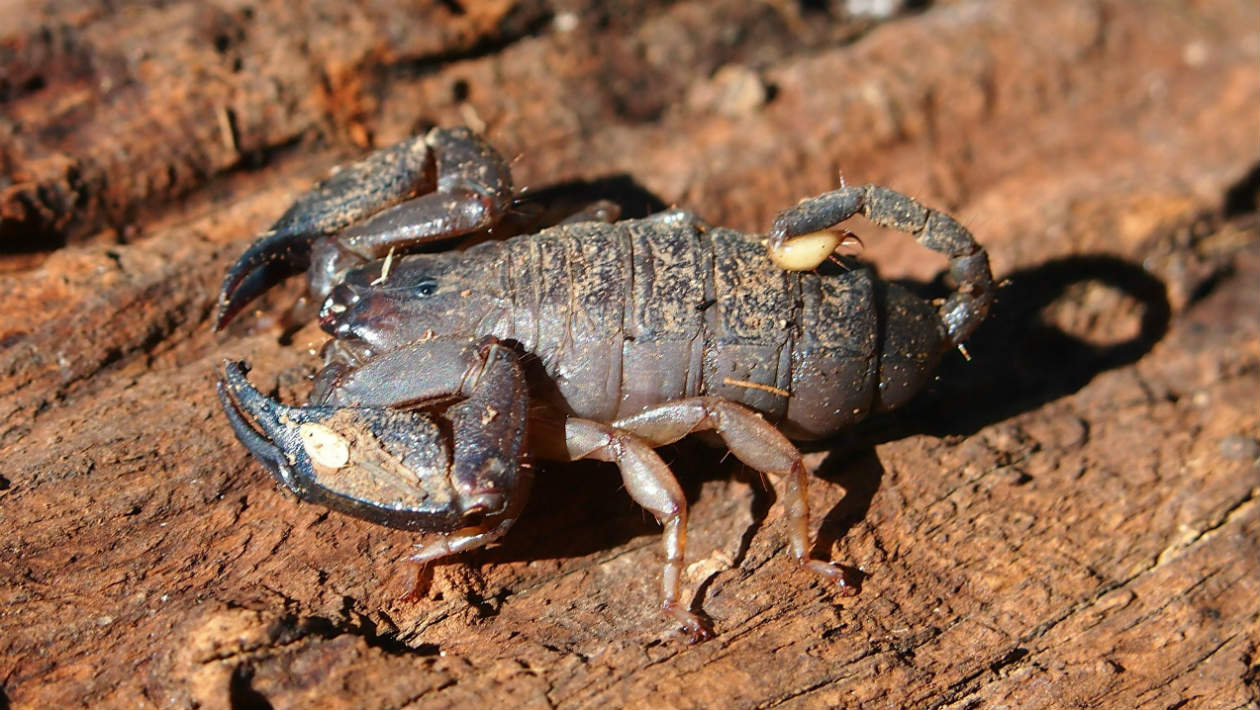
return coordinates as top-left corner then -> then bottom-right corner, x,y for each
664,602 -> 714,643
684,625 -> 716,645
802,558 -> 861,595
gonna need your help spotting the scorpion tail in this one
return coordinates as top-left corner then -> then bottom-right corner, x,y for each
768,185 -> 995,347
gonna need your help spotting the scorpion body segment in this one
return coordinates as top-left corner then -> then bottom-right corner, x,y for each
216,128 -> 994,642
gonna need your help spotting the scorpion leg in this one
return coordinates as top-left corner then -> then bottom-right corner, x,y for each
555,199 -> 620,225
768,185 -> 995,345
561,417 -> 713,643
612,397 -> 857,595
402,464 -> 534,600
217,127 -> 514,330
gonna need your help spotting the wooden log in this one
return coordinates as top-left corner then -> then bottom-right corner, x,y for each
1,0 -> 1256,707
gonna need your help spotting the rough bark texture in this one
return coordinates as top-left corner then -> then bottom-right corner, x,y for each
1,1 -> 1257,708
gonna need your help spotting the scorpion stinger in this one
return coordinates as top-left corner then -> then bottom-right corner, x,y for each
768,185 -> 994,347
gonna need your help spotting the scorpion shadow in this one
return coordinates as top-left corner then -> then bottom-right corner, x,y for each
503,173 -> 669,228
806,254 -> 1173,565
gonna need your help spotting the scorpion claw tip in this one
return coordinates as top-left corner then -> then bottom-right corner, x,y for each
216,227 -> 318,329
217,365 -> 292,485
218,358 -> 487,535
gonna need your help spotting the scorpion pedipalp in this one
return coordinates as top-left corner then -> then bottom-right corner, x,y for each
219,360 -> 468,531
216,128 -> 515,331
215,136 -> 438,330
218,338 -> 531,534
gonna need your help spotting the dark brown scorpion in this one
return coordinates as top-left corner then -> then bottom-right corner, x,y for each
216,127 -> 994,641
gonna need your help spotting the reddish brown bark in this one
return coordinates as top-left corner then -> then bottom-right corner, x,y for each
2,1 -> 1257,707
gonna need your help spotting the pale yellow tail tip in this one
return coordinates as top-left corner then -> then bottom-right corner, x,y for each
767,230 -> 844,271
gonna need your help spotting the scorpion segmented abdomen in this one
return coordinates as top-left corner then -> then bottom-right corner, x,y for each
698,228 -> 796,420
499,213 -> 888,438
617,217 -> 709,417
506,222 -> 629,421
785,266 -> 880,439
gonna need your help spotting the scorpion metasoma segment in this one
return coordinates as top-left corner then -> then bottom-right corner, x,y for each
216,127 -> 995,642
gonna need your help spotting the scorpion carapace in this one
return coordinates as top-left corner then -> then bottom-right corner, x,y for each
216,127 -> 994,642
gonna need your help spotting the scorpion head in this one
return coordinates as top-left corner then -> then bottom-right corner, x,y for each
318,247 -> 512,354
218,359 -> 520,533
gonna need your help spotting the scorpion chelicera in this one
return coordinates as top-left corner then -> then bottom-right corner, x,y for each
215,127 -> 994,641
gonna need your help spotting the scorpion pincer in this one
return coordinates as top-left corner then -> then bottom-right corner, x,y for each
215,127 -> 994,642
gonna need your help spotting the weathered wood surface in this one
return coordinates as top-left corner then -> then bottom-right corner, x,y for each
1,1 -> 1257,707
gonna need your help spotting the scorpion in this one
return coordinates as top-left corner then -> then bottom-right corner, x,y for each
216,127 -> 994,642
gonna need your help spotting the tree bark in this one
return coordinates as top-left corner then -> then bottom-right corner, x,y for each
1,1 -> 1257,707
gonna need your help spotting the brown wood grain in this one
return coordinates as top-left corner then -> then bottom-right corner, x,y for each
2,1 -> 1257,707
